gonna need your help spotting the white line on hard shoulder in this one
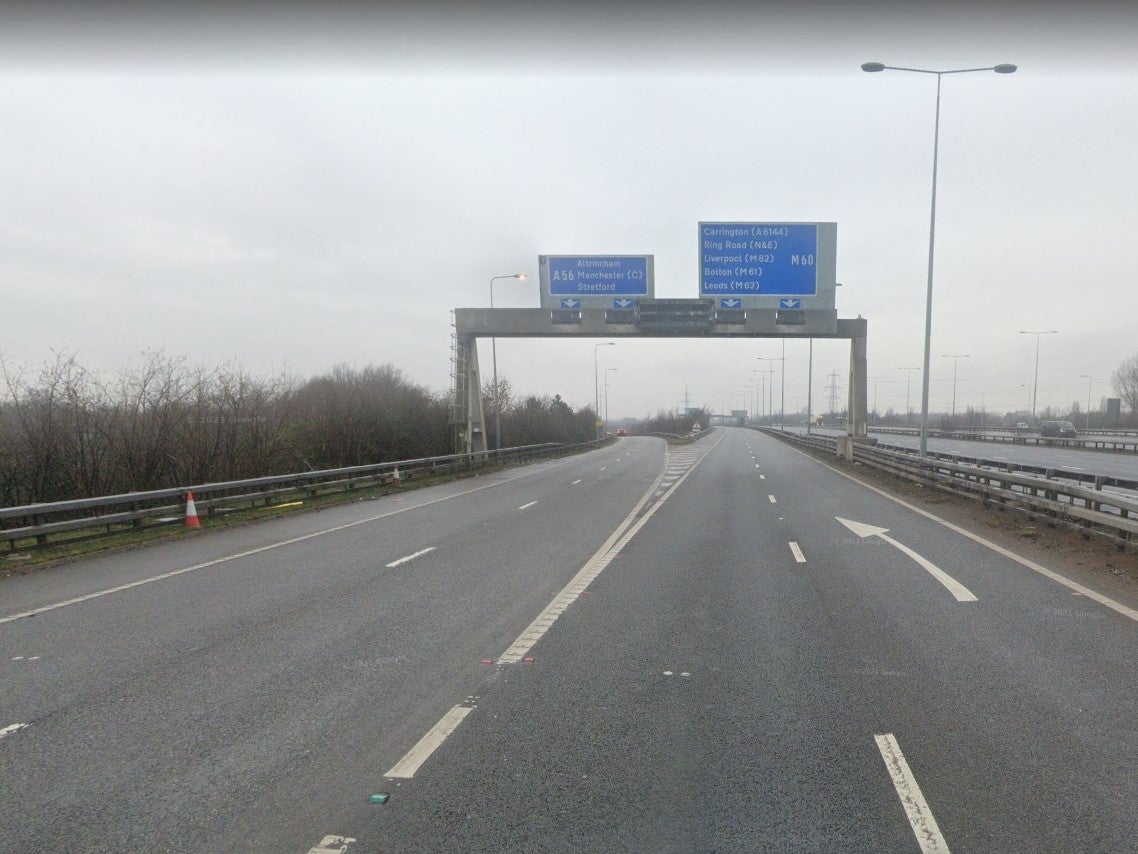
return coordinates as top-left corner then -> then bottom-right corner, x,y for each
875,733 -> 949,853
518,501 -> 537,510
384,546 -> 436,568
789,542 -> 806,563
0,458 -> 582,626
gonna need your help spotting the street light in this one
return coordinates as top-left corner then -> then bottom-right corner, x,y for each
594,342 -> 615,439
1079,373 -> 1093,431
868,376 -> 886,424
941,353 -> 970,419
1020,329 -> 1058,421
898,366 -> 921,424
863,59 -> 1016,457
489,273 -> 528,450
604,367 -> 619,428
757,354 -> 784,427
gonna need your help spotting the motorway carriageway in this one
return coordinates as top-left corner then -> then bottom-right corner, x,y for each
796,425 -> 1138,482
2,428 -> 1138,851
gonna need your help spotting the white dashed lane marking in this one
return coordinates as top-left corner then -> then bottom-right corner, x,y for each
385,547 -> 436,568
768,495 -> 777,504
518,501 -> 537,511
789,542 -> 806,563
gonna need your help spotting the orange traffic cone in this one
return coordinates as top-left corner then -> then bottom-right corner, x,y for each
392,467 -> 402,486
185,491 -> 202,529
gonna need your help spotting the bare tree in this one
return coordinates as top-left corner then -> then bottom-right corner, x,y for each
1112,354 -> 1138,415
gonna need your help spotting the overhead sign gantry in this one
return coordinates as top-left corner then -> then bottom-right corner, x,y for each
450,222 -> 865,454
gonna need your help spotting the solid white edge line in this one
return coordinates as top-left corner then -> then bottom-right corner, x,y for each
789,542 -> 806,563
384,704 -> 474,779
874,733 -> 950,854
779,441 -> 1138,623
498,433 -> 726,664
0,451 -> 591,626
517,501 -> 537,510
0,723 -> 27,740
384,546 -> 436,569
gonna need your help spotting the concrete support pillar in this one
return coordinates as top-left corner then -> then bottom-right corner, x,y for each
466,338 -> 487,456
848,327 -> 868,439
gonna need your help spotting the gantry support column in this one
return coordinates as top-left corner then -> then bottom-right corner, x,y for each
848,319 -> 868,439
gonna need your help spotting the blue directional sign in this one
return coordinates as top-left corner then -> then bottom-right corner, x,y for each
613,298 -> 635,309
560,298 -> 582,309
720,298 -> 742,309
699,223 -> 820,297
547,256 -> 650,297
779,298 -> 801,310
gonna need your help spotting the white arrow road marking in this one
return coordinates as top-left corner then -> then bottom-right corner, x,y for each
875,733 -> 950,853
384,546 -> 436,568
308,835 -> 356,854
837,517 -> 977,603
0,723 -> 27,741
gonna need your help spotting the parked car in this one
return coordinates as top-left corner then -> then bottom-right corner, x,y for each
1040,420 -> 1078,438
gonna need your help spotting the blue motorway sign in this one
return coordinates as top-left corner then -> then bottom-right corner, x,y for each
779,298 -> 801,310
613,298 -> 635,309
720,298 -> 742,309
547,256 -> 650,297
559,298 -> 582,309
699,223 -> 819,297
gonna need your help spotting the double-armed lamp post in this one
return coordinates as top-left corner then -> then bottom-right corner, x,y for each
862,60 -> 1016,456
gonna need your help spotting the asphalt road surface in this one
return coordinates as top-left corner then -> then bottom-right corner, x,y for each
3,428 -> 1138,852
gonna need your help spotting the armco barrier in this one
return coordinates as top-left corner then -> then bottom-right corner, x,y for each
757,427 -> 1137,552
1,440 -> 610,549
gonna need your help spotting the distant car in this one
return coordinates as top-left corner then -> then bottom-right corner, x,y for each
616,427 -> 628,436
1041,419 -> 1078,438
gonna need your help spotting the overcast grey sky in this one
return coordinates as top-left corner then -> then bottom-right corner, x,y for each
3,2 -> 1137,419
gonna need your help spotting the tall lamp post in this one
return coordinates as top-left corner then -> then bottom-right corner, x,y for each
862,59 -> 1016,457
1020,329 -> 1057,421
594,342 -> 615,439
1079,373 -> 1093,431
941,353 -> 970,419
604,367 -> 619,428
898,366 -> 921,424
489,273 -> 528,450
868,376 -> 886,424
758,355 -> 784,427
